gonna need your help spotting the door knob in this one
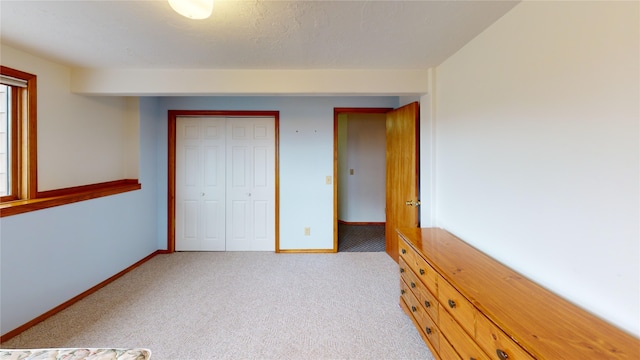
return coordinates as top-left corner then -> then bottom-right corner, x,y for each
405,200 -> 413,206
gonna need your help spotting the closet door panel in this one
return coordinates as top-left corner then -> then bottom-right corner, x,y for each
176,117 -> 226,251
249,120 -> 276,251
226,118 -> 275,251
227,123 -> 252,251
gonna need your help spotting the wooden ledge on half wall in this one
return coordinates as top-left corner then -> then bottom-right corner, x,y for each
0,179 -> 141,217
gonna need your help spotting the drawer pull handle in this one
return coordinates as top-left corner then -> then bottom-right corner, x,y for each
424,300 -> 431,308
401,289 -> 405,295
402,249 -> 407,254
411,282 -> 416,288
419,269 -> 425,275
425,327 -> 432,334
496,349 -> 509,360
411,306 -> 417,312
400,268 -> 405,273
448,299 -> 456,308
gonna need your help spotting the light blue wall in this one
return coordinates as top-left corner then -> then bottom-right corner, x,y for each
0,193 -> 157,334
1,95 -> 399,336
0,100 -> 159,336
152,96 -> 399,250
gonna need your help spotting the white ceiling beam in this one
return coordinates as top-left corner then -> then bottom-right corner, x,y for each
70,68 -> 430,96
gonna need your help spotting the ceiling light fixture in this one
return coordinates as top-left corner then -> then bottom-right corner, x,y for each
168,0 -> 214,20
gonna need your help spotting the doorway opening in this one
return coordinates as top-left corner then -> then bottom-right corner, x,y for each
334,103 -> 420,261
334,108 -> 391,253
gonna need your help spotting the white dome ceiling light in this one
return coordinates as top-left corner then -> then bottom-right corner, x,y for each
168,0 -> 214,20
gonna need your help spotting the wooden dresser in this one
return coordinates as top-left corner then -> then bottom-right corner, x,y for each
397,227 -> 639,360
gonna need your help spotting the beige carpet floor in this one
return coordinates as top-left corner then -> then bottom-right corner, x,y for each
1,252 -> 434,360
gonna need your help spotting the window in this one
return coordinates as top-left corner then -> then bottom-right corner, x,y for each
0,66 -> 36,203
0,84 -> 10,196
0,65 -> 140,217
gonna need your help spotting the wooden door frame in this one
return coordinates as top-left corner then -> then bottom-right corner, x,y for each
168,110 -> 280,253
333,107 -> 393,252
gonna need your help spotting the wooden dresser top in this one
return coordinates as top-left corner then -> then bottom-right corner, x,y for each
397,227 -> 640,360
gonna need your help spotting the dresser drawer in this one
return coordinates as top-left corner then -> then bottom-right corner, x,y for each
476,313 -> 535,360
418,281 -> 439,323
440,333 -> 462,360
399,239 -> 416,265
399,258 -> 423,296
402,278 -> 440,353
440,305 -> 490,360
438,275 -> 476,336
400,276 -> 411,302
401,278 -> 424,321
399,258 -> 438,322
412,252 -> 438,295
400,238 -> 439,295
399,256 -> 413,283
420,303 -> 440,353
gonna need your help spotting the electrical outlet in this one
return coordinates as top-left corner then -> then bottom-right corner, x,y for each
325,176 -> 332,185
304,227 -> 311,236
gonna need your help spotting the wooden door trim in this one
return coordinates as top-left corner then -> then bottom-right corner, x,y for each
168,110 -> 280,253
333,107 -> 393,252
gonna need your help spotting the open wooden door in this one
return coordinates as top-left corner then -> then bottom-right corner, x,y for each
385,102 -> 420,262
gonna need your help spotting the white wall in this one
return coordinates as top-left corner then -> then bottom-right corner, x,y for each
151,96 -> 399,250
1,45 -> 138,190
434,1 -> 639,336
0,48 -> 158,336
124,97 -> 140,179
419,90 -> 435,228
338,113 -> 386,223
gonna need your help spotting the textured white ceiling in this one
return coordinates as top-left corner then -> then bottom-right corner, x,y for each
0,0 -> 519,70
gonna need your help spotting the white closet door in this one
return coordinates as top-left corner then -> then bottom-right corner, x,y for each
225,117 -> 276,251
175,117 -> 226,251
